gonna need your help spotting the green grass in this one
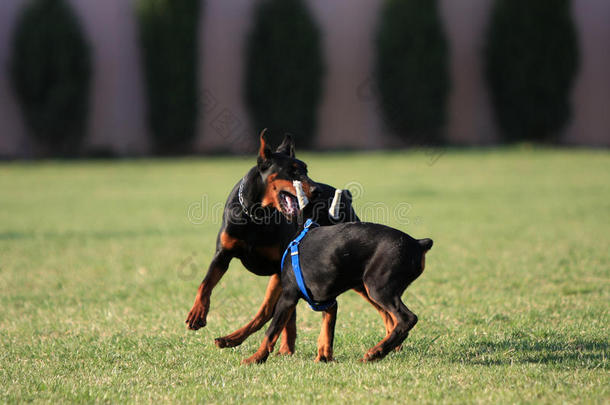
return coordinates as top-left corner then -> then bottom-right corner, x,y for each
0,148 -> 608,403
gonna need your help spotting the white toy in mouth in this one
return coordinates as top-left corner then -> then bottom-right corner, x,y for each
329,189 -> 342,220
293,181 -> 309,210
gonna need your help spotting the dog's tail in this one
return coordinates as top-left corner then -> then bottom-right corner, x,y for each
418,238 -> 433,252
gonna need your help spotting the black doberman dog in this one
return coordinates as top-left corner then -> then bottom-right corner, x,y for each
241,185 -> 433,364
185,131 -> 358,354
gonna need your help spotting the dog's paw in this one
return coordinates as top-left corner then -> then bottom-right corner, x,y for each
315,345 -> 333,362
315,354 -> 334,363
241,353 -> 268,365
360,348 -> 384,363
394,344 -> 403,352
214,336 -> 240,348
277,344 -> 295,356
185,303 -> 207,330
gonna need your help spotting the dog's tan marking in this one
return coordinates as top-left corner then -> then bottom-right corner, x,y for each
315,305 -> 337,362
262,173 -> 315,212
255,245 -> 282,262
261,173 -> 297,210
220,231 -> 244,250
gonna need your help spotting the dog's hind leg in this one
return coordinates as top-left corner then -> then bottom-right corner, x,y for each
315,303 -> 337,362
352,286 -> 395,340
360,284 -> 418,362
215,274 -> 282,348
242,294 -> 299,365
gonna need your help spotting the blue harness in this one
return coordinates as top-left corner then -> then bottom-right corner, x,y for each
281,219 -> 337,311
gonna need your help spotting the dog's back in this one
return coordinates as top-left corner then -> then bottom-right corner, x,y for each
295,222 -> 431,302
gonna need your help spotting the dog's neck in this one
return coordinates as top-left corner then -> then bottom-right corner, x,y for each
237,167 -> 264,218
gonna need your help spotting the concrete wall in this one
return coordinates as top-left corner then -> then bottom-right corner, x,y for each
440,0 -> 498,145
566,0 -> 610,146
70,0 -> 148,155
195,0 -> 256,153
309,0 -> 386,149
0,0 -> 148,157
0,0 -> 608,157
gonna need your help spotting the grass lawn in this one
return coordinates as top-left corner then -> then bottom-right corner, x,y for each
0,148 -> 608,403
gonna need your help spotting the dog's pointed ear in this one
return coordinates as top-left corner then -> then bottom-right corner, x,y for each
257,128 -> 272,163
275,134 -> 295,157
418,238 -> 433,252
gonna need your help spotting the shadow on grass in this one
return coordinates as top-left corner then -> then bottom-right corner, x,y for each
453,335 -> 608,369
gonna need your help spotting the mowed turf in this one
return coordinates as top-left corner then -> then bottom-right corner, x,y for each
0,149 -> 608,403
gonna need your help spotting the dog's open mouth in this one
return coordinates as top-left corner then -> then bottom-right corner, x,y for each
278,190 -> 299,218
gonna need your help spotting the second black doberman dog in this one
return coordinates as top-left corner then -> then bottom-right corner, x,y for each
185,131 -> 359,354
241,190 -> 433,364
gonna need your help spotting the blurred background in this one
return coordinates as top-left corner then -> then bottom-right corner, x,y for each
0,0 -> 608,158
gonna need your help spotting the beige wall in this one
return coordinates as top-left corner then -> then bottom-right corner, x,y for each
0,0 -> 148,157
566,0 -> 610,146
440,0 -> 498,145
195,0 -> 256,153
69,0 -> 148,155
0,0 -> 608,157
309,0 -> 386,149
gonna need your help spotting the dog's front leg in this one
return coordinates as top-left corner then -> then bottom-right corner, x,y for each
242,294 -> 298,365
186,250 -> 231,330
278,309 -> 297,355
315,303 -> 337,362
